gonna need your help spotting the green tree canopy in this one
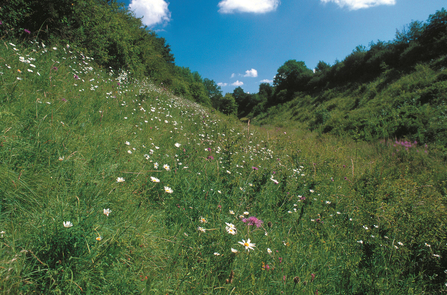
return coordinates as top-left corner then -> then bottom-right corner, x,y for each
273,60 -> 313,93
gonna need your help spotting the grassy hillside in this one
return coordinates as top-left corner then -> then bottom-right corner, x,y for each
253,56 -> 447,149
1,40 -> 447,294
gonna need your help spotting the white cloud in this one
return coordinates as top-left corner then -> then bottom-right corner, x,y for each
232,80 -> 244,86
129,0 -> 171,27
230,73 -> 235,78
320,0 -> 395,10
218,0 -> 280,14
217,82 -> 228,87
260,79 -> 273,83
244,68 -> 258,77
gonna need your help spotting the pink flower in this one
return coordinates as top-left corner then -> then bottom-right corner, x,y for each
242,216 -> 263,228
24,29 -> 31,34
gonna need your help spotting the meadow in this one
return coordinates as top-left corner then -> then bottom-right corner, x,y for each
1,40 -> 447,294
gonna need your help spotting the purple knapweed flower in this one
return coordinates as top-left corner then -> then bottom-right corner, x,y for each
24,29 -> 31,34
61,98 -> 67,102
52,67 -> 58,71
252,166 -> 258,170
207,155 -> 214,160
74,74 -> 79,79
242,216 -> 263,228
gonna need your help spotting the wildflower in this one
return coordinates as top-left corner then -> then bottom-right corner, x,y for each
398,242 -> 404,246
163,164 -> 170,171
0,231 -> 5,238
252,166 -> 258,170
154,162 -> 159,169
225,223 -> 237,235
433,254 -> 441,258
144,154 -> 150,160
58,156 -> 64,161
200,217 -> 208,223
218,190 -> 222,194
175,143 -> 181,147
267,248 -> 272,254
229,210 -> 234,215
242,216 -> 263,228
103,208 -> 111,216
357,240 -> 363,244
226,170 -> 231,174
164,186 -> 173,193
116,177 -> 125,183
238,238 -> 256,251
63,221 -> 73,228
214,252 -> 220,256
243,211 -> 249,215
425,243 -> 431,247
17,69 -> 22,73
127,150 -> 132,154
24,29 -> 31,34
231,248 -> 238,253
96,236 -> 103,241
150,176 -> 160,183
198,227 -> 206,233
125,141 -> 130,145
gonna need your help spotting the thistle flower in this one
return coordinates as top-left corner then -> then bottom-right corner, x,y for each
242,216 -> 263,228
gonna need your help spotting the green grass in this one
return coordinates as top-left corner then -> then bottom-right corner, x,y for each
1,40 -> 447,294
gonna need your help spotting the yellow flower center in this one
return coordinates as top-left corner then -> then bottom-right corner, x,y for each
244,242 -> 249,247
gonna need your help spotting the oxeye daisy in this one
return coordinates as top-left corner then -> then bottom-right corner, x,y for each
116,177 -> 125,183
164,186 -> 173,193
63,221 -> 73,228
163,164 -> 170,171
150,176 -> 160,183
238,238 -> 256,252
200,217 -> 207,223
103,208 -> 111,216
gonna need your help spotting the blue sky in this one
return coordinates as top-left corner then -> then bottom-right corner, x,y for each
122,0 -> 445,94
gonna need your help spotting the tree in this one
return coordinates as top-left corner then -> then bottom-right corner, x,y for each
273,60 -> 313,94
315,61 -> 331,73
203,79 -> 223,110
219,94 -> 238,115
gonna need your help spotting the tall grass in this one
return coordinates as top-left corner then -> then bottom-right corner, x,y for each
1,40 -> 446,294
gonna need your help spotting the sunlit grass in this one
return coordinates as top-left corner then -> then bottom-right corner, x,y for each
1,40 -> 446,294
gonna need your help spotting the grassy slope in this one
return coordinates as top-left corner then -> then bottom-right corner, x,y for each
254,57 -> 447,148
1,41 -> 447,294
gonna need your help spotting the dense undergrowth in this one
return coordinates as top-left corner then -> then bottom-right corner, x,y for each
1,39 -> 447,294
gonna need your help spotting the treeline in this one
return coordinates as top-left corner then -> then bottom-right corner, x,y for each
0,0 -> 217,107
229,8 -> 447,119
